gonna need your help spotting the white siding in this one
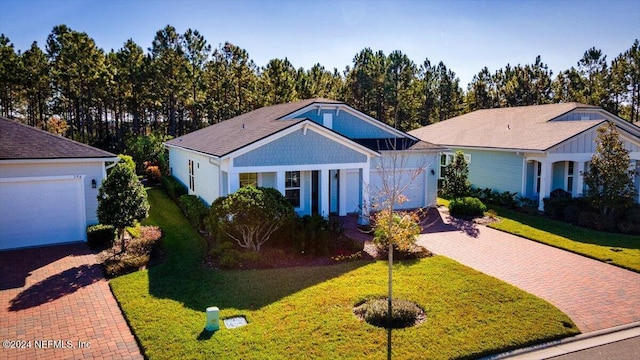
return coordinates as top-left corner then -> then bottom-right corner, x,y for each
169,147 -> 220,205
0,161 -> 106,225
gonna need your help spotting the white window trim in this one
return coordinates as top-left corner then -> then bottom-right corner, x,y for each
439,152 -> 471,179
566,161 -> 574,194
188,159 -> 195,192
285,171 -> 303,210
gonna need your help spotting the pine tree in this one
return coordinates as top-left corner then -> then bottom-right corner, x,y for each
583,122 -> 637,217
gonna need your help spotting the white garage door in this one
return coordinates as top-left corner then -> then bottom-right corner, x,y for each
369,170 -> 426,210
0,175 -> 86,250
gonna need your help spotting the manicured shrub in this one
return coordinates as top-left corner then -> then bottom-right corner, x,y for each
470,187 -> 518,208
103,253 -> 150,278
353,297 -> 424,329
162,176 -> 188,200
449,197 -> 487,217
117,154 -> 137,173
98,225 -> 162,277
146,166 -> 162,185
178,194 -> 209,231
618,204 -> 640,234
208,186 -> 295,252
87,224 -> 116,248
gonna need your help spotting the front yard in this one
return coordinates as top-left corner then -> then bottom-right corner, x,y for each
488,208 -> 640,273
110,189 -> 579,359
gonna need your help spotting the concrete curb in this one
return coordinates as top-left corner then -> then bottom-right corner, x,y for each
482,321 -> 640,359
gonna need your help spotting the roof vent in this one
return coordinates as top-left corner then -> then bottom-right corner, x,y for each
242,123 -> 245,129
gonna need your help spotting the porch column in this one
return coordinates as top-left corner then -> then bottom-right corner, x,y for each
575,161 -> 585,198
276,171 -> 285,196
338,169 -> 347,216
359,163 -> 370,225
538,160 -> 552,211
320,169 -> 330,218
229,171 -> 240,194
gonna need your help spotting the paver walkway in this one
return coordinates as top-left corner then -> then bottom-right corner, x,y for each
0,243 -> 143,360
416,208 -> 640,333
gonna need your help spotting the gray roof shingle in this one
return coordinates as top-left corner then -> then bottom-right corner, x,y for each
0,117 -> 117,160
409,103 -> 605,151
166,98 -> 443,156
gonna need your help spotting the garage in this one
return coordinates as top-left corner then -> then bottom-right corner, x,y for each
1,117 -> 118,251
0,175 -> 86,250
369,169 -> 427,210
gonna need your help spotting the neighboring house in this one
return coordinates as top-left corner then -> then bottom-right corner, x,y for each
165,98 -> 443,223
0,117 -> 119,250
409,103 -> 640,210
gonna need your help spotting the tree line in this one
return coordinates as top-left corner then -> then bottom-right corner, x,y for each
0,24 -> 638,153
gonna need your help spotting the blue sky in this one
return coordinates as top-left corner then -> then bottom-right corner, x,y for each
0,0 -> 638,86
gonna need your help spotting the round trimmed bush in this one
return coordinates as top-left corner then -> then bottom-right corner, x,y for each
449,197 -> 487,217
353,297 -> 424,329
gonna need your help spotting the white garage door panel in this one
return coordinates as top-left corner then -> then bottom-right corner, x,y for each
369,170 -> 426,210
0,176 -> 86,250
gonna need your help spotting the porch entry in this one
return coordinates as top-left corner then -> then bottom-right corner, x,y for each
311,170 -> 340,216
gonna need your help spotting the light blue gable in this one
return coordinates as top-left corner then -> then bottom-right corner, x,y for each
233,128 -> 368,167
296,109 -> 397,139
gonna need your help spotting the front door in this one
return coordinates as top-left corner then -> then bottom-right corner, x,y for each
311,170 -> 319,215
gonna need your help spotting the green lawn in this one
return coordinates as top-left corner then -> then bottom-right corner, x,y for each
488,208 -> 640,273
110,189 -> 579,360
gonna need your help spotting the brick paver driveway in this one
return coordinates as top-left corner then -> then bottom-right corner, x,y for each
417,208 -> 640,333
0,243 -> 142,359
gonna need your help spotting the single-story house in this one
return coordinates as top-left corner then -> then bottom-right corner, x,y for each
409,102 -> 640,210
0,117 -> 119,250
165,98 -> 443,223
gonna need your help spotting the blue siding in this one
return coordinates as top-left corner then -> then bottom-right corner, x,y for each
233,128 -> 367,167
460,149 -> 524,194
296,109 -> 396,139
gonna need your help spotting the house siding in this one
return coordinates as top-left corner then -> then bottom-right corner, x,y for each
369,152 -> 439,209
456,149 -> 524,194
296,109 -> 397,139
169,147 -> 220,205
0,161 -> 106,225
233,128 -> 367,167
550,128 -> 598,154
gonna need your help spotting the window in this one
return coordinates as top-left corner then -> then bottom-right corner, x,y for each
439,152 -> 471,179
285,171 -> 301,207
188,159 -> 195,192
567,161 -> 574,193
240,173 -> 258,187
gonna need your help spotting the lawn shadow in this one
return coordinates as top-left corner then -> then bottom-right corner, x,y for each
143,187 -> 373,313
197,329 -> 217,341
9,264 -> 103,311
0,243 -> 92,290
147,259 -> 370,313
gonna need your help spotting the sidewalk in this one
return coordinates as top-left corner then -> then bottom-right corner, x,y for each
486,322 -> 640,359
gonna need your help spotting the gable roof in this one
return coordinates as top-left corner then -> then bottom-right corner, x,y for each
0,117 -> 116,160
166,98 -> 440,157
409,103 -> 606,152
